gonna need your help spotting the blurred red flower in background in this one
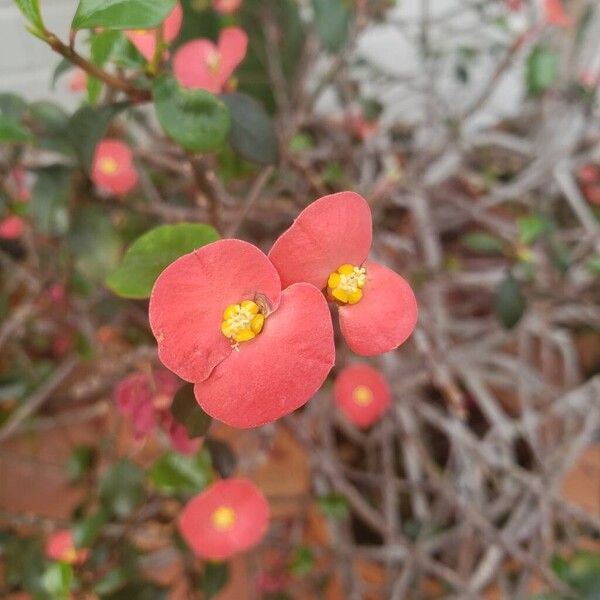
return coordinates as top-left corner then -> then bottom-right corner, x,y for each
334,363 -> 391,428
179,478 -> 269,560
0,215 -> 24,240
269,192 -> 418,356
213,0 -> 243,14
91,139 -> 138,196
45,530 -> 89,565
149,239 -> 334,428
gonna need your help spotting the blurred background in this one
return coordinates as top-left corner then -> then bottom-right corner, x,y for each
0,0 -> 599,599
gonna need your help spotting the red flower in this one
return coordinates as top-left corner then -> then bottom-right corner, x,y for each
126,2 -> 183,62
578,164 -> 599,185
149,239 -> 335,428
213,0 -> 243,14
115,368 -> 201,454
91,139 -> 138,196
268,192 -> 418,356
543,0 -> 572,27
9,166 -> 30,202
334,363 -> 391,428
179,478 -> 269,560
0,215 -> 24,240
45,530 -> 89,565
69,67 -> 87,92
504,0 -> 523,11
173,27 -> 248,94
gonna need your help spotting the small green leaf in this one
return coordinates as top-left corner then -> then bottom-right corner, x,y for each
494,272 -> 526,329
42,562 -> 73,599
149,449 -> 212,495
0,93 -> 27,121
73,509 -> 109,547
171,384 -> 212,438
312,0 -> 351,52
317,492 -> 349,519
99,459 -> 144,518
72,0 -> 176,30
221,93 -> 279,165
0,115 -> 32,144
461,232 -> 505,255
517,215 -> 552,245
91,30 -> 122,65
526,45 -> 558,96
586,255 -> 600,275
31,167 -> 71,236
200,562 -> 230,600
153,74 -> 230,152
66,445 -> 95,482
67,102 -> 128,170
93,568 -> 128,595
51,59 -> 73,89
14,0 -> 44,32
106,223 -> 219,299
289,545 -> 315,577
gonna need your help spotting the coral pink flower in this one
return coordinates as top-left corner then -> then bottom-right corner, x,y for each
126,2 -> 183,62
213,0 -> 243,14
173,27 -> 248,94
149,239 -> 335,428
91,139 -> 138,196
543,0 -> 572,27
268,192 -> 418,356
0,215 -> 24,240
583,184 -> 600,205
334,363 -> 391,428
10,166 -> 30,202
179,478 -> 269,559
69,67 -> 87,92
577,164 -> 599,185
578,70 -> 599,89
45,530 -> 89,565
115,368 -> 201,454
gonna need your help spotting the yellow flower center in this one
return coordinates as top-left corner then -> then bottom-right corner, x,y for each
211,505 -> 236,531
221,300 -> 265,346
206,49 -> 222,74
327,264 -> 367,304
62,547 -> 78,564
99,156 -> 118,175
353,385 -> 373,406
133,29 -> 150,36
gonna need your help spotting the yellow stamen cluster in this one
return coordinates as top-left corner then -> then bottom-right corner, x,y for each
327,264 -> 367,304
211,506 -> 236,531
99,156 -> 118,175
206,49 -> 222,74
221,300 -> 265,345
353,385 -> 373,406
62,547 -> 78,564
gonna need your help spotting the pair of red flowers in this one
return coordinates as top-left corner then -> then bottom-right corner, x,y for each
149,192 -> 417,429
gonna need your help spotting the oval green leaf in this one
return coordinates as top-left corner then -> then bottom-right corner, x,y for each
106,223 -> 219,299
171,383 -> 212,438
153,74 -> 231,152
72,0 -> 176,30
494,272 -> 526,329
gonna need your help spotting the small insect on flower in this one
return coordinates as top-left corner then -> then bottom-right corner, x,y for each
269,191 -> 418,356
149,239 -> 335,428
126,1 -> 183,62
173,27 -> 248,94
213,0 -> 243,14
45,530 -> 89,565
179,478 -> 269,560
91,139 -> 139,196
334,363 -> 391,428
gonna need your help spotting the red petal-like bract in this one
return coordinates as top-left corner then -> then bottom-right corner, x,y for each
126,1 -> 183,61
149,239 -> 282,384
194,283 -> 334,428
338,261 -> 417,356
0,215 -> 24,240
91,139 -> 138,196
173,27 -> 248,93
268,191 -> 372,289
179,478 -> 269,560
544,0 -> 572,27
213,0 -> 243,13
45,529 -> 89,565
333,363 -> 391,428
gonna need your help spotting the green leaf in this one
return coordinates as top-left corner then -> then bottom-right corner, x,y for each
93,568 -> 128,595
153,74 -> 230,152
42,562 -> 74,599
72,0 -> 176,30
517,215 -> 552,245
51,59 -> 73,89
149,448 -> 212,495
317,492 -> 349,519
73,509 -> 109,547
526,45 -> 558,96
4,536 -> 45,594
494,272 -> 526,329
289,545 -> 315,577
91,30 -> 122,65
66,445 -> 95,482
99,459 -> 144,518
0,115 -> 32,143
106,222 -> 219,299
461,232 -> 505,255
30,167 -> 71,236
14,0 -> 44,32
0,93 -> 28,121
67,102 -> 128,171
205,438 -> 237,479
221,93 -> 279,165
312,0 -> 351,52
171,383 -> 212,438
586,255 -> 600,275
200,562 -> 230,599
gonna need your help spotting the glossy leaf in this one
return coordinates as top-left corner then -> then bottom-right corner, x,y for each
106,223 -> 219,299
0,115 -> 32,144
42,562 -> 73,599
171,383 -> 212,438
72,0 -> 177,30
312,0 -> 351,52
30,167 -> 71,236
14,0 -> 44,32
494,272 -> 526,329
526,45 -> 558,96
149,448 -> 212,495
